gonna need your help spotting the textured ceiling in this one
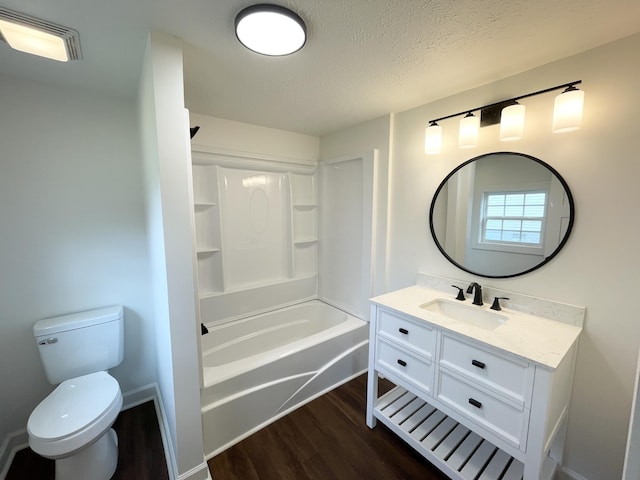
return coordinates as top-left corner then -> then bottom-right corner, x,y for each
1,0 -> 639,136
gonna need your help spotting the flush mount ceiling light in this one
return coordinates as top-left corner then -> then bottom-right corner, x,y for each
424,81 -> 584,155
235,4 -> 306,56
0,6 -> 81,62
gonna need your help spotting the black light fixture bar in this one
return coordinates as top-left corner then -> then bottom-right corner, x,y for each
428,80 -> 582,125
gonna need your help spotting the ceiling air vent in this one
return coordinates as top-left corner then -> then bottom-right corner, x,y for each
0,6 -> 82,61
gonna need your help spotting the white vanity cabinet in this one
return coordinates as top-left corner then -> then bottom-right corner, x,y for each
367,302 -> 580,480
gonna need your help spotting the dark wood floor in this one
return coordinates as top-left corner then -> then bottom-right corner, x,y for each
6,400 -> 169,480
209,374 -> 449,480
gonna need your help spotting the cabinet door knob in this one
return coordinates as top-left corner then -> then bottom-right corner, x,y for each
471,359 -> 486,369
398,328 -> 409,335
468,398 -> 482,409
397,359 -> 407,367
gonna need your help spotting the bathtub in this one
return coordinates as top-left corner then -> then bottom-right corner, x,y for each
201,300 -> 369,458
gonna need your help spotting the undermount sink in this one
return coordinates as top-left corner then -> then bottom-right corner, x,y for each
419,298 -> 507,330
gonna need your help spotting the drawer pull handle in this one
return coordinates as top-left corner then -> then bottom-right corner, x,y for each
398,328 -> 409,335
472,359 -> 486,369
397,359 -> 407,367
468,398 -> 483,409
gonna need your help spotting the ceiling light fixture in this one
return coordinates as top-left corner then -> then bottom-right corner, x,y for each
235,4 -> 306,56
424,81 -> 584,155
0,7 -> 81,62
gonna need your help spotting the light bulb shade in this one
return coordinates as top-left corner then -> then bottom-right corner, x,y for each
458,114 -> 479,149
425,124 -> 442,154
553,88 -> 584,133
500,103 -> 526,141
235,4 -> 306,56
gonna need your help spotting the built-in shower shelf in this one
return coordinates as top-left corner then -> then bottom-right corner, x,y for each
293,238 -> 318,246
374,386 -> 524,480
194,202 -> 217,209
293,203 -> 317,209
197,247 -> 220,255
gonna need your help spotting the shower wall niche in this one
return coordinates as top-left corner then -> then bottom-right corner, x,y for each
192,151 -> 318,324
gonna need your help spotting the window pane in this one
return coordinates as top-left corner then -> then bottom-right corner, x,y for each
524,205 -> 545,217
505,205 -> 524,216
502,230 -> 521,242
521,232 -> 541,243
486,219 -> 502,230
525,193 -> 546,205
522,220 -> 541,232
485,230 -> 501,241
487,195 -> 505,206
503,220 -> 522,231
505,194 -> 524,205
487,205 -> 504,216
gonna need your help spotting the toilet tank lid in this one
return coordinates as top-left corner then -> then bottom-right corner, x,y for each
34,306 -> 123,336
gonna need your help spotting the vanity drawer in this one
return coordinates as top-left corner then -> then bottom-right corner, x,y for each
376,338 -> 433,395
378,309 -> 435,359
440,334 -> 533,406
437,370 -> 529,451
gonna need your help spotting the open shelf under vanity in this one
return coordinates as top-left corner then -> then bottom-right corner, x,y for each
374,386 -> 524,480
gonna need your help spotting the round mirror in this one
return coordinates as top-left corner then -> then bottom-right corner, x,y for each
429,152 -> 574,278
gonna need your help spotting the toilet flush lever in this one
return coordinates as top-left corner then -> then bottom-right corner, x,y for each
38,337 -> 58,345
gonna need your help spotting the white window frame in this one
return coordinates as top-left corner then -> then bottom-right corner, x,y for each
470,183 -> 549,256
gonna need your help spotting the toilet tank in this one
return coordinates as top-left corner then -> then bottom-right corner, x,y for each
34,306 -> 124,384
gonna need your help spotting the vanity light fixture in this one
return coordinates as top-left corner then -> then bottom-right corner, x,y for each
235,4 -> 306,56
424,80 -> 584,154
499,102 -> 526,141
0,7 -> 81,62
424,121 -> 442,154
552,85 -> 585,133
458,112 -> 480,148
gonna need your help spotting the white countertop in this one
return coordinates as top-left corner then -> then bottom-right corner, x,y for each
371,285 -> 582,370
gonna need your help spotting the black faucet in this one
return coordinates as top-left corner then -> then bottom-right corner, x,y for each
466,282 -> 483,306
451,285 -> 466,301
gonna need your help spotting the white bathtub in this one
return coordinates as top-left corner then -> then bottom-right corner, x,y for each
201,300 -> 369,458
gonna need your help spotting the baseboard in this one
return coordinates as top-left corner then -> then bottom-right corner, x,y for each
141,383 -> 176,480
0,429 -> 28,480
557,466 -> 589,480
177,462 -> 211,480
122,383 -> 157,410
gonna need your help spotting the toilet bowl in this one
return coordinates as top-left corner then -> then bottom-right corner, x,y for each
28,371 -> 123,480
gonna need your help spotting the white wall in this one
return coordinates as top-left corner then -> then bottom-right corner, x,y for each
320,114 -> 392,296
0,73 -> 156,448
190,113 -> 319,164
137,32 -> 208,480
321,34 -> 640,479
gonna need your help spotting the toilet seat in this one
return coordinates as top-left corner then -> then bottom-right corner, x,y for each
28,371 -> 122,458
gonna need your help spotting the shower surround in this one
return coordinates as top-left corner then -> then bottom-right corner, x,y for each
191,149 -> 379,457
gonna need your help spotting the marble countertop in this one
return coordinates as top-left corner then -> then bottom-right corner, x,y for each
371,285 -> 582,370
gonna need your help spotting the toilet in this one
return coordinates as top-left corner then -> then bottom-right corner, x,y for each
27,306 -> 124,480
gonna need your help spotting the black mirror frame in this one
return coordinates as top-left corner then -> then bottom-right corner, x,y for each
428,151 -> 575,278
